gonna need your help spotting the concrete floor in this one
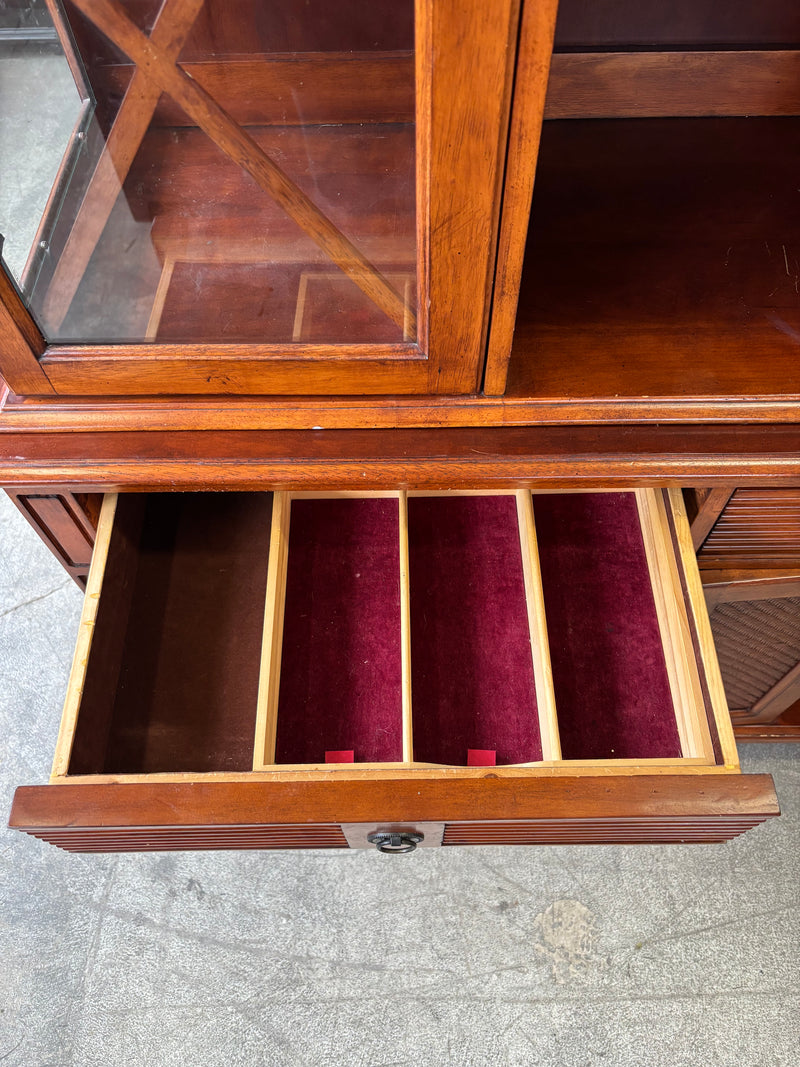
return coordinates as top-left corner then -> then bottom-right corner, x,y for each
1,493 -> 798,1066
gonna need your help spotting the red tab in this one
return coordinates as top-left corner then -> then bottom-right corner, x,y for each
325,750 -> 354,763
467,749 -> 496,766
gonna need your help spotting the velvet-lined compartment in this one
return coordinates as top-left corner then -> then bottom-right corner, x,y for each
408,495 -> 542,766
69,493 -> 273,774
274,498 -> 403,763
533,493 -> 681,760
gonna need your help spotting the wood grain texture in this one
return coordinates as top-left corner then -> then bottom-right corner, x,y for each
8,774 -> 779,851
398,490 -> 413,762
665,487 -> 741,769
6,490 -> 98,586
635,490 -> 714,761
0,264 -> 53,395
546,51 -> 800,119
3,426 -> 800,490
40,350 -> 428,396
510,118 -> 800,404
425,0 -> 521,392
9,392 -> 800,431
50,494 -> 119,778
516,489 -> 559,760
252,492 -> 290,769
483,0 -> 558,396
13,391 -> 800,430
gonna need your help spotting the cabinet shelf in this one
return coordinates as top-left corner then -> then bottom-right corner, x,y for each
507,116 -> 800,402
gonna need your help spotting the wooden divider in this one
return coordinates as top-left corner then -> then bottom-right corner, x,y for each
252,491 -> 292,769
252,491 -> 407,771
50,489 -> 721,782
50,494 -> 119,778
635,489 -> 715,762
515,490 -> 560,762
253,489 -> 556,769
398,491 -> 414,763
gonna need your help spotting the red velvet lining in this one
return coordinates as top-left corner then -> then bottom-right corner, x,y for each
275,498 -> 403,763
408,496 -> 542,765
533,493 -> 681,759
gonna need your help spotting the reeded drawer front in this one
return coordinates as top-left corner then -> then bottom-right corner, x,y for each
9,488 -> 779,851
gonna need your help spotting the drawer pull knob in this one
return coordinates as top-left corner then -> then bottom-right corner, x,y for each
367,831 -> 423,854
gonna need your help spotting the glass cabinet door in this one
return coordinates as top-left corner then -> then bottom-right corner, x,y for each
0,0 -> 520,396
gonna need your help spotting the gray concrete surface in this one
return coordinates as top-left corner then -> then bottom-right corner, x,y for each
1,492 -> 798,1066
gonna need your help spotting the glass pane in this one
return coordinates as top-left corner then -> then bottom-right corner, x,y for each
1,0 -> 417,346
0,1 -> 84,289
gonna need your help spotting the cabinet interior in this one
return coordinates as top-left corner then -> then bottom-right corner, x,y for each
25,1 -> 416,346
53,488 -> 727,783
506,0 -> 800,402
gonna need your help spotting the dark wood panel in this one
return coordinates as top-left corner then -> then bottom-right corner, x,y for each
71,494 -> 273,774
25,824 -> 349,852
553,0 -> 800,50
546,51 -> 800,119
6,489 -> 101,586
443,819 -> 767,845
510,118 -> 800,402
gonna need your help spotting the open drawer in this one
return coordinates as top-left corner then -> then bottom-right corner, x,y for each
9,488 -> 779,851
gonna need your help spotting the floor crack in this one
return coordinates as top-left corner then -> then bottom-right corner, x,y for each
0,579 -> 73,620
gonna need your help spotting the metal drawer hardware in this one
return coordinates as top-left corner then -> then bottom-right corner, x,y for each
367,831 -> 424,854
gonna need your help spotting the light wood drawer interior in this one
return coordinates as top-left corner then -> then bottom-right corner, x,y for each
51,487 -> 739,785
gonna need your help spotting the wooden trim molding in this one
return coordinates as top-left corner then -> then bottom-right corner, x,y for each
546,51 -> 800,120
8,392 -> 800,433
483,0 -> 559,396
2,425 -> 800,490
0,263 -> 54,396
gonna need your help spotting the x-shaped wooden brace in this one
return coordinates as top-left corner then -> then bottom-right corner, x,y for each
46,0 -> 414,334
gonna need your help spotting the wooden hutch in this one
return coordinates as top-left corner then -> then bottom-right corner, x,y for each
2,0 -> 798,852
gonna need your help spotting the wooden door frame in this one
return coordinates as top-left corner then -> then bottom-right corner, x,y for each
1,0 -> 532,398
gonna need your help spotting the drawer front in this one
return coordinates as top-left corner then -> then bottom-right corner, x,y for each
10,777 -> 778,852
9,487 -> 779,851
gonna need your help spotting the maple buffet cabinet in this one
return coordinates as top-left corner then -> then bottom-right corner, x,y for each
2,0 -> 796,851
